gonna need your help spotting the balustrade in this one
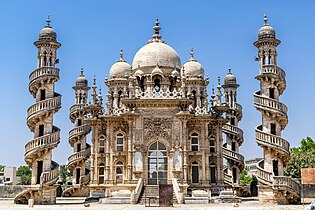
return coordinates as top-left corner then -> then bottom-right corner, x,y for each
29,67 -> 60,83
27,95 -> 61,119
25,129 -> 60,155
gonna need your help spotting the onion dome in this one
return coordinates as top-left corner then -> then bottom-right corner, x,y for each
109,49 -> 131,79
224,68 -> 237,85
39,15 -> 57,41
258,14 -> 276,40
132,19 -> 181,74
182,48 -> 204,78
75,68 -> 88,87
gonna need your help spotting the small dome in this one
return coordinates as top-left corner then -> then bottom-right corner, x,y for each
109,49 -> 131,79
39,17 -> 57,41
258,15 -> 276,40
224,68 -> 237,85
182,49 -> 204,78
132,19 -> 181,74
76,68 -> 88,87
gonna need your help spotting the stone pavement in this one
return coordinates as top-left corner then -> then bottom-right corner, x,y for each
0,200 -> 310,210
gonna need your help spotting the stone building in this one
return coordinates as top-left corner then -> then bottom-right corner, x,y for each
253,15 -> 300,204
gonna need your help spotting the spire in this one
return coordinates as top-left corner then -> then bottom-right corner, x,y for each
80,67 -> 84,76
216,76 -> 222,105
211,84 -> 215,106
117,48 -> 126,62
91,75 -> 97,104
188,48 -> 197,62
148,18 -> 166,44
46,14 -> 51,27
264,13 -> 268,25
98,86 -> 103,106
152,18 -> 161,40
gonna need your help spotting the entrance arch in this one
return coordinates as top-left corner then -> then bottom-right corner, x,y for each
148,141 -> 168,185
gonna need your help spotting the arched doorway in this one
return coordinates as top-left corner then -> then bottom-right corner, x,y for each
148,141 -> 167,185
191,161 -> 199,184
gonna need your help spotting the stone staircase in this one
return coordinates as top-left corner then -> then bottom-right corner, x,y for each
138,185 -> 177,205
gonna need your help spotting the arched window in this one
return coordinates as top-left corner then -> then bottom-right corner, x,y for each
191,132 -> 199,151
39,124 -> 44,137
77,119 -> 82,126
269,88 -> 275,99
99,136 -> 105,153
98,164 -> 105,184
262,51 -> 266,65
209,136 -> 215,153
268,49 -> 272,64
270,123 -> 276,135
115,161 -> 124,184
116,133 -> 124,152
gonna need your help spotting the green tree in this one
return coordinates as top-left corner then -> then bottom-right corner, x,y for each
0,165 -> 4,176
16,166 -> 32,185
240,166 -> 253,185
59,165 -> 71,185
284,137 -> 315,178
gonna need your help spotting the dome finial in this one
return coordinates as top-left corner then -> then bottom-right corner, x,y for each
117,48 -> 126,62
228,66 -> 232,74
80,67 -> 84,76
264,13 -> 268,25
152,18 -> 162,41
46,14 -> 51,27
188,48 -> 197,62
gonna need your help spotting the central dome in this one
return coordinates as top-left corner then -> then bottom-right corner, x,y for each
132,19 -> 181,74
132,42 -> 181,71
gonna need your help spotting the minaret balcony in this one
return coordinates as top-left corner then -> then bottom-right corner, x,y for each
222,146 -> 244,168
259,65 -> 286,81
68,146 -> 91,168
254,91 -> 288,117
68,124 -> 91,146
222,124 -> 244,144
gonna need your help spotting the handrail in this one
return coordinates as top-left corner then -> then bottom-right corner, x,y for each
255,125 -> 290,154
69,124 -> 91,140
256,159 -> 273,185
223,124 -> 243,140
254,91 -> 288,116
68,146 -> 91,166
172,178 -> 184,204
40,161 -> 59,186
29,66 -> 59,84
260,65 -> 286,80
27,95 -> 61,119
273,176 -> 300,194
222,147 -> 244,163
25,129 -> 60,155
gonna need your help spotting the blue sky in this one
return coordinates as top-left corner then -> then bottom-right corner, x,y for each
1,0 -> 315,166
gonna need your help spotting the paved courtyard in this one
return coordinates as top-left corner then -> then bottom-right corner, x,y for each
0,199 -> 311,210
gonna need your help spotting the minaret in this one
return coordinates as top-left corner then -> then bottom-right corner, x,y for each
16,16 -> 61,204
222,68 -> 244,186
64,68 -> 91,196
253,15 -> 300,203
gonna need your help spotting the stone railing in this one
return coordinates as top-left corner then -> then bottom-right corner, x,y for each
261,65 -> 286,80
40,161 -> 59,186
68,146 -> 91,166
254,91 -> 288,116
256,159 -> 273,185
80,174 -> 90,186
27,95 -> 61,120
273,176 -> 300,194
222,147 -> 244,164
255,125 -> 290,154
230,102 -> 242,113
223,124 -> 244,140
172,178 -> 184,204
25,129 -> 60,157
135,88 -> 182,99
69,104 -> 86,115
29,66 -> 60,84
131,178 -> 144,204
224,173 -> 233,185
68,124 -> 91,141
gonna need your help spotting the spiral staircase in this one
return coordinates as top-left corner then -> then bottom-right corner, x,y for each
15,17 -> 62,205
15,66 -> 61,204
253,15 -> 300,204
62,71 -> 91,197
